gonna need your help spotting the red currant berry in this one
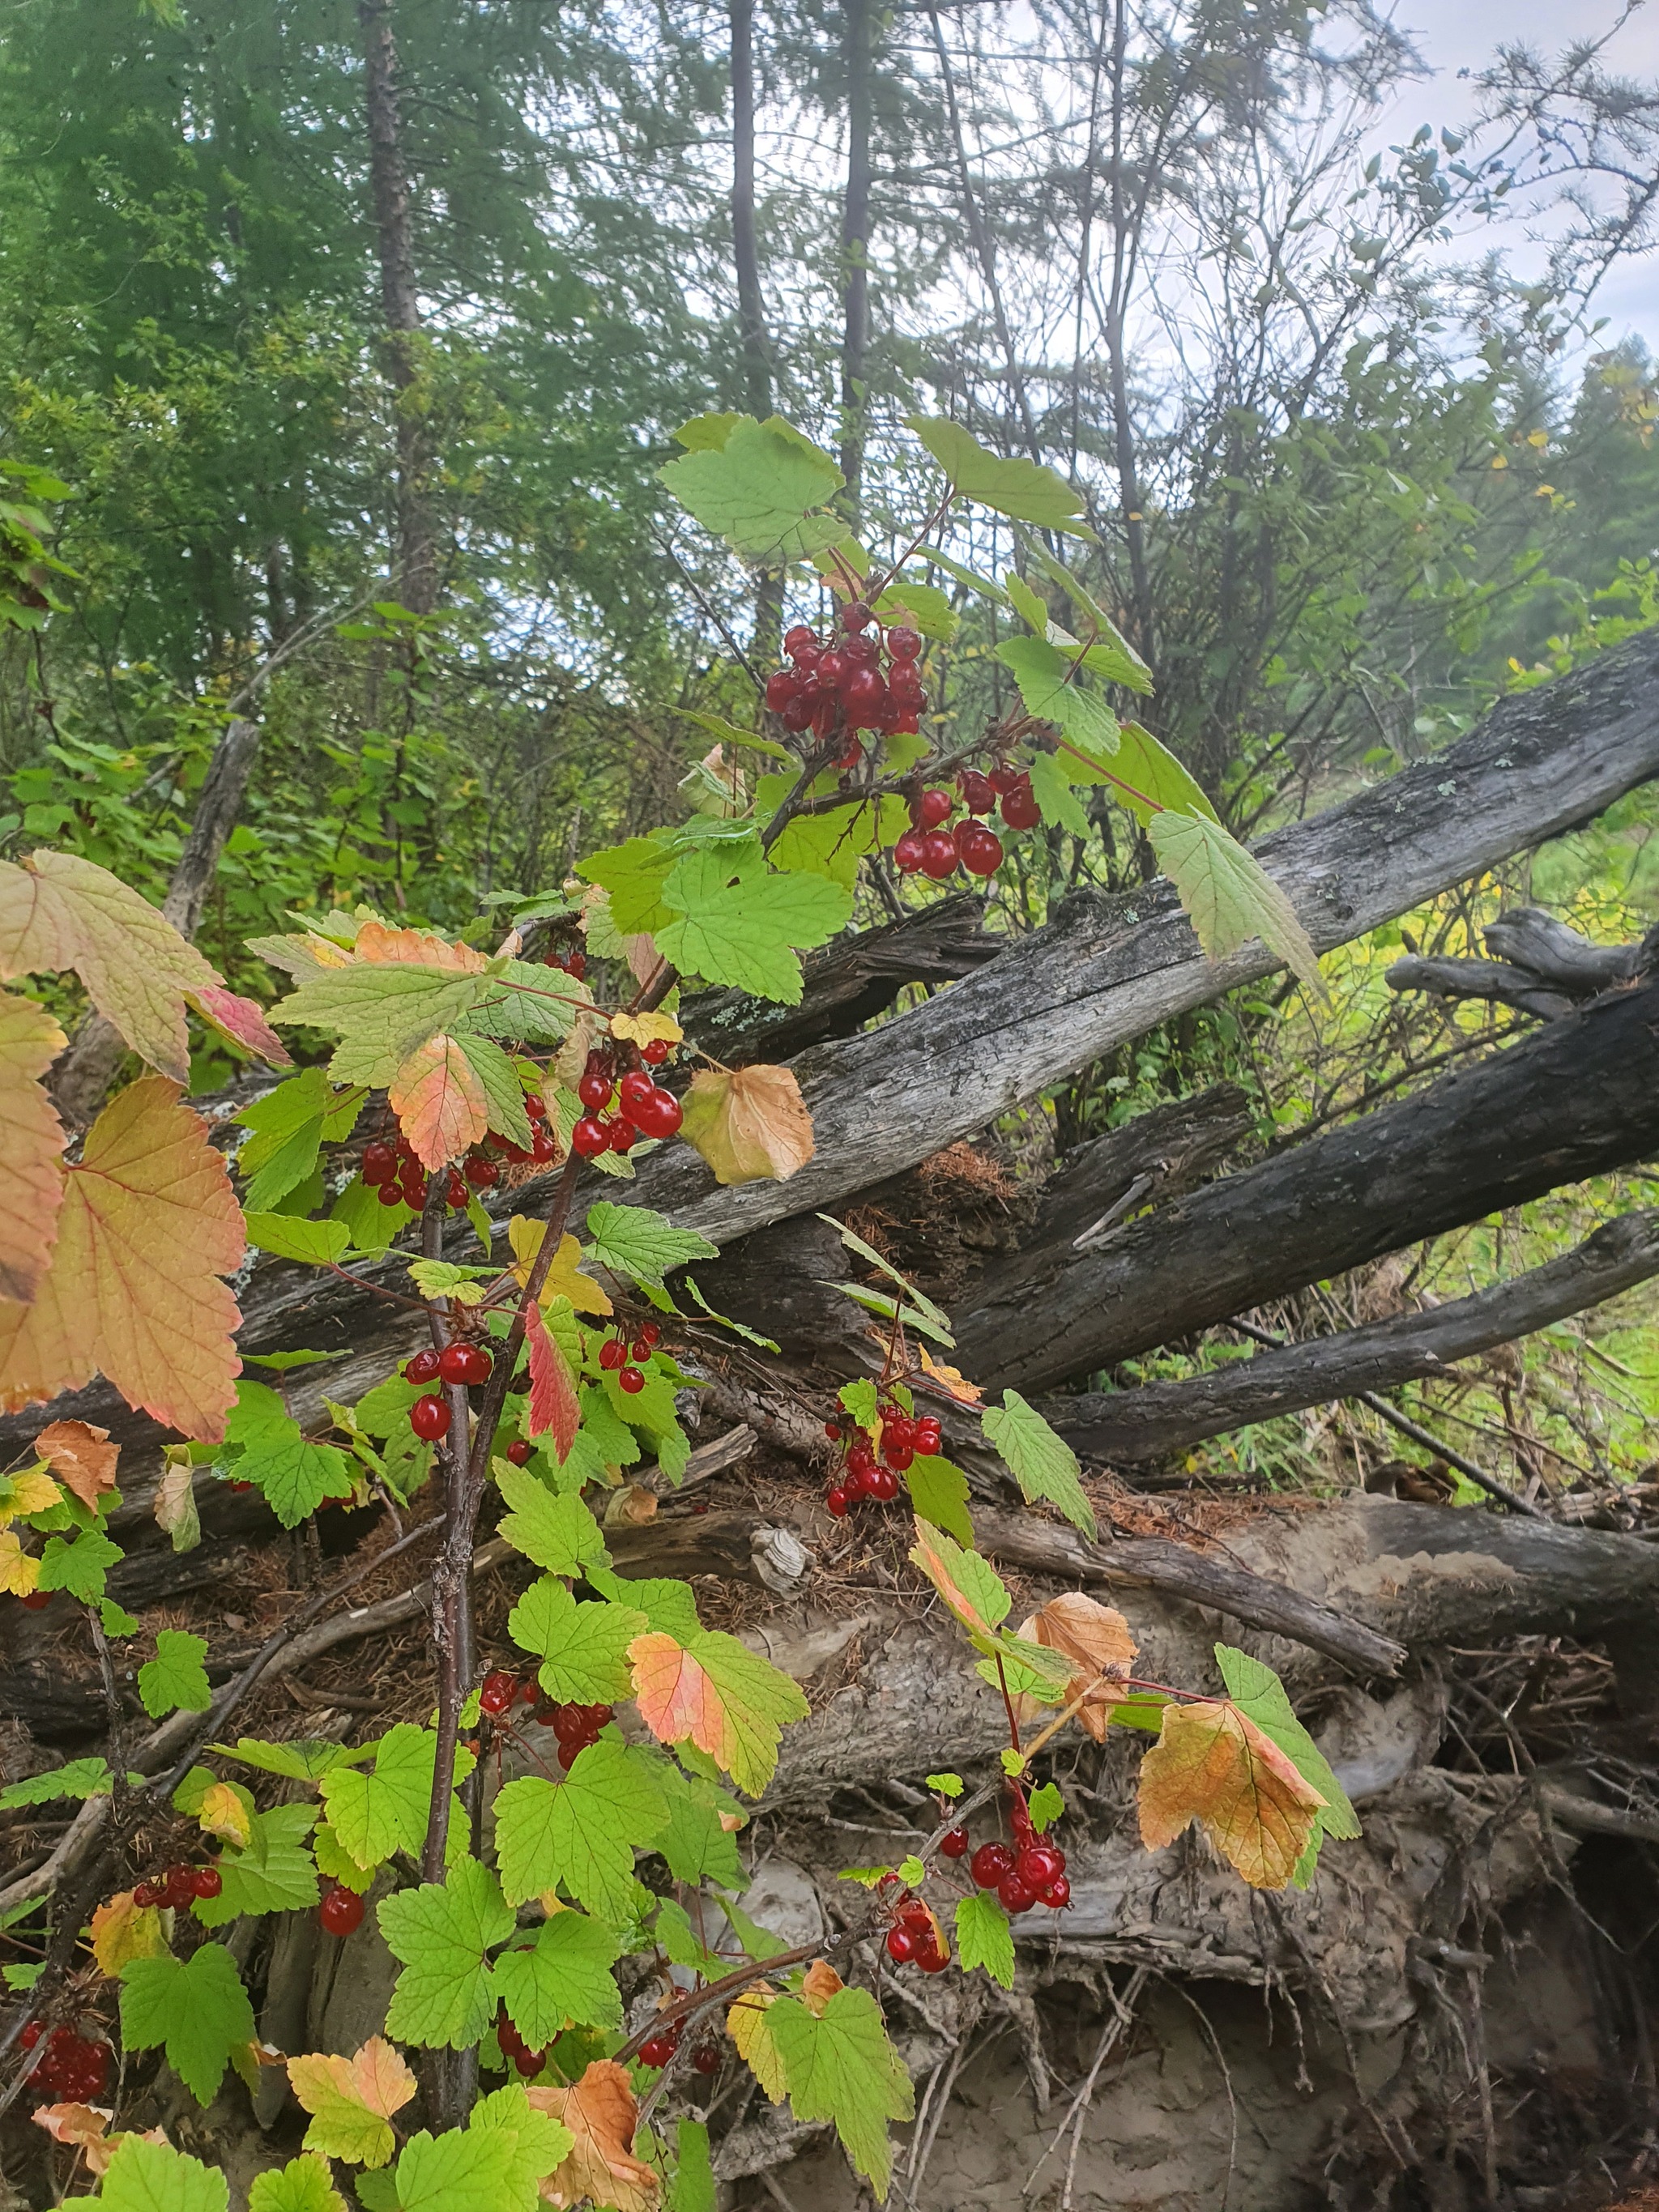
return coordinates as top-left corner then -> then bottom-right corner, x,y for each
766,669 -> 803,712
638,1320 -> 662,1347
889,667 -> 928,710
959,768 -> 996,814
782,690 -> 817,732
867,1464 -> 900,1502
578,1071 -> 612,1111
446,1173 -> 470,1207
572,1115 -> 609,1157
438,1342 -> 476,1387
887,624 -> 922,659
1017,1843 -> 1064,1889
885,1924 -> 917,1964
915,1940 -> 949,1974
817,648 -> 848,687
618,1069 -> 655,1119
377,1182 -> 404,1208
691,2043 -> 720,2075
522,1093 -> 546,1119
318,1886 -> 365,1937
784,624 -> 817,658
633,1085 -> 683,1138
133,1882 -> 161,1907
410,1395 -> 450,1441
19,2022 -> 40,2050
956,822 -> 1004,876
999,1871 -> 1038,1914
825,1485 -> 851,1517
599,1337 -> 627,1370
464,1154 -> 499,1187
940,1826 -> 970,1859
480,1672 -> 517,1715
919,829 -> 959,880
825,1420 -> 842,1440
1038,1874 -> 1071,1909
642,1038 -> 671,1065
361,1140 -> 397,1185
970,1842 -> 1016,1890
608,1121 -> 637,1153
164,1863 -> 197,1908
915,786 -> 953,829
617,1366 -> 646,1395
505,1438 -> 532,1465
193,1865 -> 223,1899
846,1441 -> 876,1477
842,599 -> 874,631
514,2047 -> 544,2076
988,763 -> 1021,794
840,666 -> 885,722
639,2033 -> 676,2069
405,1348 -> 442,1383
893,828 -> 927,874
882,1442 -> 914,1472
1000,782 -> 1042,831
531,1128 -> 559,1162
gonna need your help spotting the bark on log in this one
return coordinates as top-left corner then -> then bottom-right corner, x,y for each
1038,1209 -> 1659,1463
952,978 -> 1659,1392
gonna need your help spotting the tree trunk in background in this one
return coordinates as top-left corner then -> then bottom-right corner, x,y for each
838,0 -> 872,515
731,0 -> 783,662
358,0 -> 437,616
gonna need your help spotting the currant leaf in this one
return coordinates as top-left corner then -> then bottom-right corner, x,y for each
379,1856 -> 516,2049
119,1941 -> 257,2105
493,1739 -> 667,1917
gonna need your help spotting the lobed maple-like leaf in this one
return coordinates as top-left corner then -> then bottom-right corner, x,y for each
1011,1593 -> 1137,1741
33,1417 -> 119,1511
90,1890 -> 168,1978
389,1033 -> 489,1170
492,1739 -> 666,1917
525,1302 -> 581,1460
287,2035 -> 416,2168
508,1218 -> 612,1316
766,1986 -> 915,2201
119,1941 -> 257,2105
0,849 -> 224,1084
490,1908 -> 622,2046
0,1077 -> 244,1438
0,988 -> 66,1302
379,1857 -> 515,2050
1147,808 -> 1324,993
528,2060 -> 660,2212
1137,1697 -> 1328,1890
980,1390 -> 1096,1539
353,921 -> 488,971
629,1628 -> 808,1796
907,1519 -> 1011,1641
677,1063 -> 814,1186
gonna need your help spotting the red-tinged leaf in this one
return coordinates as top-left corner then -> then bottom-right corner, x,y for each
525,1302 -> 580,1461
352,920 -> 487,971
34,1419 -> 120,1511
0,987 -> 66,1302
389,1033 -> 489,1170
528,2060 -> 659,2212
628,1627 -> 808,1796
1137,1697 -> 1327,1890
906,1519 -> 1010,1642
0,1076 -> 244,1438
0,850 -> 223,1085
186,986 -> 291,1068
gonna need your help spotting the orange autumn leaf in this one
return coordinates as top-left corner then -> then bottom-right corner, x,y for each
918,1347 -> 982,1404
0,1076 -> 245,1438
186,985 -> 291,1068
800,1959 -> 844,2015
525,1302 -> 580,1462
1137,1698 -> 1327,1890
529,2059 -> 660,2212
34,1420 -> 120,1512
678,1063 -> 814,1187
1012,1594 -> 1137,1741
627,1628 -> 806,1796
0,849 -> 224,1085
288,2035 -> 416,2167
389,1033 -> 489,1170
89,1890 -> 168,1977
352,919 -> 488,971
0,988 -> 66,1303
906,1519 -> 1009,1643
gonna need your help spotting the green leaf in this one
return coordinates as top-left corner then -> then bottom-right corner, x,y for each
244,1349 -> 348,1373
838,1379 -> 879,1434
390,2128 -> 518,2212
767,1987 -> 915,2201
466,2082 -> 573,2209
908,1522 -> 1013,1639
682,1274 -> 780,1352
36,1525 -> 121,1601
953,1891 -> 1016,1988
659,415 -> 847,561
925,1772 -> 963,1799
446,1030 -> 533,1149
0,1755 -> 111,1809
1026,749 -> 1094,838
657,843 -> 852,1004
579,837 -> 677,936
226,1378 -> 292,1446
243,1213 -> 352,1267
583,1200 -> 718,1286
1026,1781 -> 1064,1831
975,1632 -> 1075,1704
681,708 -> 795,763
663,1630 -> 810,1797
379,1857 -> 515,2049
320,1724 -> 472,1873
820,1214 -> 953,1334
904,1455 -> 975,1548
874,578 -> 957,641
249,2155 -> 349,2212
235,1068 -> 330,1213
237,1421 -> 353,1530
507,1579 -> 645,1704
672,411 -> 744,453
1093,720 -> 1218,829
350,1373 -> 424,1439
1213,1643 -> 1360,1886
491,1911 -> 623,2045
648,1766 -> 748,1890
1148,808 -> 1324,991
921,546 -> 1008,603
194,1803 -> 320,1924
584,1568 -> 702,1640
981,1391 -> 1096,1539
209,1736 -> 373,1781
138,1629 -> 211,1718
97,2136 -> 230,2212
996,636 -> 1120,755
100,1599 -> 141,1635
119,1941 -> 256,2105
672,2119 -> 716,2212
493,1739 -> 667,1917
906,416 -> 1090,536
1016,539 -> 1154,693
494,1467 -> 608,1578
271,965 -> 493,1088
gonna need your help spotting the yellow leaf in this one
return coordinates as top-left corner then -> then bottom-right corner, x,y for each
389,1033 -> 490,1170
288,2036 -> 417,2169
0,988 -> 66,1303
529,2060 -> 659,2212
0,1531 -> 40,1595
0,849 -> 224,1085
1137,1698 -> 1326,1890
352,921 -> 488,972
678,1064 -> 814,1186
0,1077 -> 245,1438
1011,1594 -> 1137,1741
727,1984 -> 787,2101
90,1890 -> 169,1977
507,1218 -> 612,1317
1526,428 -> 1549,448
196,1781 -> 254,1849
0,1466 -> 60,1527
800,1959 -> 844,2015
35,1419 -> 120,1512
918,1348 -> 982,1404
610,1009 -> 682,1047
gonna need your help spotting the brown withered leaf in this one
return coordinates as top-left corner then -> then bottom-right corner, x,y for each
1137,1698 -> 1326,1890
1012,1593 -> 1137,1741
34,1419 -> 119,1511
529,2059 -> 659,2212
678,1064 -> 814,1187
800,1959 -> 844,2015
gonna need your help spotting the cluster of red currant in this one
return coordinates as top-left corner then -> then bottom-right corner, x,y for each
572,1046 -> 681,1159
597,1318 -> 660,1396
544,944 -> 586,979
880,1887 -> 948,1973
496,2005 -> 552,2078
318,1881 -> 365,1936
19,2022 -> 111,2103
940,1820 -> 1070,1914
132,1861 -> 220,1910
822,1404 -> 941,1518
891,764 -> 1043,881
362,1097 -> 560,1212
766,604 -> 925,757
638,2017 -> 721,2074
478,1672 -> 612,1770
403,1337 -> 494,1442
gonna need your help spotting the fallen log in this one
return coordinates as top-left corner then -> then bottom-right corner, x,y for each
951,977 -> 1659,1391
1036,1210 -> 1659,1463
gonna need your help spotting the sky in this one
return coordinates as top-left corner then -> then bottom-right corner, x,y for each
1372,0 -> 1659,344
